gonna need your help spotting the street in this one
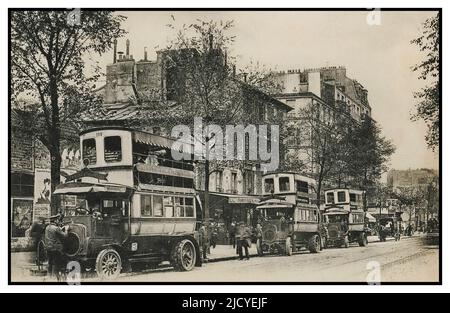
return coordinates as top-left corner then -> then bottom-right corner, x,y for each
23,235 -> 428,283
110,236 -> 438,283
10,235 -> 439,283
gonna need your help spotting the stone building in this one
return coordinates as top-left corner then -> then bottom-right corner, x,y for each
387,168 -> 438,192
273,66 -> 373,180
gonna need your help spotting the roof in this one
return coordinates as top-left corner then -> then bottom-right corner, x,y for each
235,78 -> 293,112
256,198 -> 293,209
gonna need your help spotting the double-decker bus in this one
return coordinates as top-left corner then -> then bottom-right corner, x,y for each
255,172 -> 326,255
323,188 -> 369,248
51,126 -> 202,279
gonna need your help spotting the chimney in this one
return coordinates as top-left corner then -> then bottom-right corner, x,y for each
126,39 -> 130,58
113,39 -> 117,63
144,47 -> 148,61
243,73 -> 248,82
233,64 -> 236,76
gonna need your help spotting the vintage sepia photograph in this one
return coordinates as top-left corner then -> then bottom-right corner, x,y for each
8,8 -> 441,284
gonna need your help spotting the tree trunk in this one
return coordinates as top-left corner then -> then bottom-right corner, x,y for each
49,77 -> 61,215
50,146 -> 62,215
204,159 -> 210,220
316,178 -> 322,210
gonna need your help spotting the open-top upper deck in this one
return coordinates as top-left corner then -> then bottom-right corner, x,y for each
79,127 -> 195,192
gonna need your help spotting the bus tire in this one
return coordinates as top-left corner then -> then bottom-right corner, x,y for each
308,235 -> 321,253
171,239 -> 197,271
95,248 -> 122,280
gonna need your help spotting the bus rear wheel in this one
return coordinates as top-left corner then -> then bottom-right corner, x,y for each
171,239 -> 196,271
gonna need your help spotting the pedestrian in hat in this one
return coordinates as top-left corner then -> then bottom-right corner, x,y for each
199,221 -> 209,260
44,214 -> 68,279
237,222 -> 252,260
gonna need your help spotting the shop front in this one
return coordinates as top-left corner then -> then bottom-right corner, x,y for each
200,192 -> 261,245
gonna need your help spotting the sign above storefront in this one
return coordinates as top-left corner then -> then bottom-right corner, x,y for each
228,196 -> 260,204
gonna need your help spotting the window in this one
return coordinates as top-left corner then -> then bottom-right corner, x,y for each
326,192 -> 334,204
163,196 -> 174,217
82,138 -> 97,165
153,196 -> 163,217
175,197 -> 185,217
264,178 -> 274,193
337,191 -> 346,203
352,213 -> 364,223
231,172 -> 237,193
296,180 -> 309,193
279,177 -> 290,192
140,195 -> 194,218
349,193 -> 356,202
185,197 -> 194,217
104,136 -> 122,163
215,171 -> 223,192
11,173 -> 34,197
102,199 -> 128,216
243,170 -> 254,194
141,195 -> 152,216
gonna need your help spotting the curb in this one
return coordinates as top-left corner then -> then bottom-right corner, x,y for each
204,253 -> 259,263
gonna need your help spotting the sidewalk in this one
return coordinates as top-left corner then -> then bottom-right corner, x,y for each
205,244 -> 258,263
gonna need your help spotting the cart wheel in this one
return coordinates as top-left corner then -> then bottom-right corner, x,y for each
95,248 -> 122,280
171,239 -> 196,271
256,238 -> 263,256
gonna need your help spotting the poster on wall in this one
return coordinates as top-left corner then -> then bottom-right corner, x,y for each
33,168 -> 76,220
34,169 -> 52,205
11,198 -> 33,237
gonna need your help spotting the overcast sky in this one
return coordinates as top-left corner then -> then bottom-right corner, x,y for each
94,10 -> 439,172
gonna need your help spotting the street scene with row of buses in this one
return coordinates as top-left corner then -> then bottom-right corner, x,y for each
29,126 -> 433,281
9,10 -> 440,284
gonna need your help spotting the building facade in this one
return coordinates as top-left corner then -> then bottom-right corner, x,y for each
387,168 -> 438,192
272,66 -> 373,186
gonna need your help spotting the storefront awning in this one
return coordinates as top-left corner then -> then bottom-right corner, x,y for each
256,198 -> 293,209
209,192 -> 260,204
54,182 -> 130,195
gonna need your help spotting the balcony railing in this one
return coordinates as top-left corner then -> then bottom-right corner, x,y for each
133,153 -> 194,171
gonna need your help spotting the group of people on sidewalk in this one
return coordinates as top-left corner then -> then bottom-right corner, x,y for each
199,219 -> 263,261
